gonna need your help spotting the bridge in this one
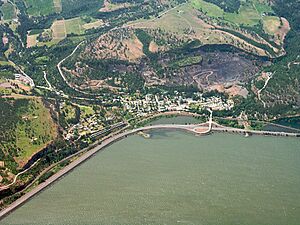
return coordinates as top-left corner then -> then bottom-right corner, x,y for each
135,123 -> 300,137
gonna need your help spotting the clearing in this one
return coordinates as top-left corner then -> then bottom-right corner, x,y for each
1,2 -> 16,21
23,0 -> 55,16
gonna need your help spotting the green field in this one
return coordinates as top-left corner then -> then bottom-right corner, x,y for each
1,2 -> 16,21
191,0 -> 274,27
65,17 -> 85,35
191,0 -> 223,18
24,0 -> 55,16
263,16 -> 281,35
15,98 -> 57,165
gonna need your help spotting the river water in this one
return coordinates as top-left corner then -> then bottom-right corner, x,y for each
2,131 -> 300,225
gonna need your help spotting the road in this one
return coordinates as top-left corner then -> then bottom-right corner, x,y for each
56,41 -> 93,95
257,72 -> 275,107
43,71 -> 53,90
0,160 -> 40,190
192,71 -> 214,89
8,59 -> 35,87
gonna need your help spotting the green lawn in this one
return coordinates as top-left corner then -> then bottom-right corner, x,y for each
24,0 -> 55,16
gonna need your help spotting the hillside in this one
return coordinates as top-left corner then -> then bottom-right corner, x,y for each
0,0 -> 297,112
258,0 -> 300,115
0,97 -> 58,186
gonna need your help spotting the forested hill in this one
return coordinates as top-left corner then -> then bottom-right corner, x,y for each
260,0 -> 300,115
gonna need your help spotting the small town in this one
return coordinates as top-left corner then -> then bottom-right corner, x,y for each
64,92 -> 234,139
122,93 -> 234,116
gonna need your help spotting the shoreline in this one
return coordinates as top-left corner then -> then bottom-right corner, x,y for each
0,123 -> 299,220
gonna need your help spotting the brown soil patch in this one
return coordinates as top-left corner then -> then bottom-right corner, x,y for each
26,34 -> 38,48
194,127 -> 209,133
225,85 -> 249,98
276,17 -> 290,44
81,79 -> 120,91
84,29 -> 144,62
100,0 -> 131,12
149,41 -> 159,53
123,35 -> 144,61
208,84 -> 248,98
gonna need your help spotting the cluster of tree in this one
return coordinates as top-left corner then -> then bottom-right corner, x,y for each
135,29 -> 155,58
61,0 -> 104,19
203,0 -> 240,13
260,0 -> 300,115
218,28 -> 277,57
0,98 -> 30,172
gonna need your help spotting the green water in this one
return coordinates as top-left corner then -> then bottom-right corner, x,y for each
2,132 -> 300,225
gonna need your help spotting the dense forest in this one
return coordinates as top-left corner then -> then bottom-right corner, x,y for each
261,0 -> 300,114
204,0 -> 240,13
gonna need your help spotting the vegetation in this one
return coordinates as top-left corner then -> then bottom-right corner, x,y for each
61,0 -> 104,18
169,56 -> 203,68
0,98 -> 57,172
1,2 -> 16,21
203,0 -> 240,13
23,0 -> 56,16
259,0 -> 300,114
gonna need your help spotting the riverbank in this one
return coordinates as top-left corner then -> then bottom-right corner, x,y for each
1,131 -> 300,225
0,123 -> 299,219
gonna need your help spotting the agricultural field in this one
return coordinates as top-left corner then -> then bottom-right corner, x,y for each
26,17 -> 104,47
0,2 -> 16,21
15,99 -> 58,165
51,20 -> 66,39
26,34 -> 38,48
65,17 -> 85,35
82,20 -> 104,30
263,16 -> 281,35
169,56 -> 203,68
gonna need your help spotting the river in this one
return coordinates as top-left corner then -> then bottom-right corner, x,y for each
1,131 -> 300,225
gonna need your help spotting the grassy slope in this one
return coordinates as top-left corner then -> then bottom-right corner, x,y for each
15,98 -> 57,165
24,0 -> 55,16
191,0 -> 273,27
0,98 -> 58,168
129,2 -> 279,57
